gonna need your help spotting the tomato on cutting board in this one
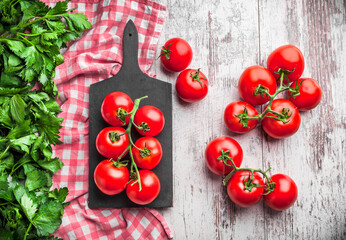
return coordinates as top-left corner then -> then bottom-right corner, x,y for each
94,159 -> 129,195
101,92 -> 134,126
132,137 -> 163,169
176,68 -> 208,103
238,65 -> 277,106
159,38 -> 193,72
205,137 -> 243,176
288,78 -> 322,111
134,105 -> 165,136
126,170 -> 161,205
227,171 -> 264,207
96,126 -> 129,159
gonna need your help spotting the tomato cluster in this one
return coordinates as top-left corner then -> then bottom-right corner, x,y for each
94,92 -> 164,205
224,45 -> 322,138
160,38 -> 209,103
205,137 -> 298,210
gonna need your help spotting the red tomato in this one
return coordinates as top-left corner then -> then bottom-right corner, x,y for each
134,106 -> 165,137
227,171 -> 264,207
224,101 -> 258,134
205,137 -> 243,176
238,65 -> 277,106
262,99 -> 301,139
160,38 -> 193,72
267,45 -> 305,83
176,69 -> 208,103
126,170 -> 161,205
96,127 -> 129,159
132,137 -> 162,169
101,92 -> 134,126
288,78 -> 322,111
94,159 -> 129,195
264,174 -> 298,211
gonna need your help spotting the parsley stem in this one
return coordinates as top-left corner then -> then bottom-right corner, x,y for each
24,222 -> 32,240
0,144 -> 10,160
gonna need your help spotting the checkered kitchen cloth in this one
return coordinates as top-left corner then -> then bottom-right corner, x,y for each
42,0 -> 172,239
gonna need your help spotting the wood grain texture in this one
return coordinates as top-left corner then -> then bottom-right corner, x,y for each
150,0 -> 346,239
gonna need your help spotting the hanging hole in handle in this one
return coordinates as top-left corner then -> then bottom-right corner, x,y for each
129,33 -> 132,37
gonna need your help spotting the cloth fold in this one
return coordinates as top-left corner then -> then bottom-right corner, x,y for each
42,0 -> 172,239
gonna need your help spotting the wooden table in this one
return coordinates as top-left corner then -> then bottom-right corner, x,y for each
150,0 -> 346,239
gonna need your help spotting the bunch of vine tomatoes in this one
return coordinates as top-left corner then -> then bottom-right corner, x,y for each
94,92 -> 165,205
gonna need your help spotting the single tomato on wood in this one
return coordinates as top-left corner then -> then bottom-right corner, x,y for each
160,38 -> 193,72
175,68 -> 208,103
132,137 -> 162,169
96,127 -> 129,159
101,92 -> 134,126
264,174 -> 298,211
94,159 -> 129,195
262,99 -> 301,139
205,137 -> 243,176
134,105 -> 165,137
227,171 -> 265,208
224,101 -> 258,134
238,65 -> 277,106
126,170 -> 161,205
267,45 -> 305,83
288,78 -> 322,111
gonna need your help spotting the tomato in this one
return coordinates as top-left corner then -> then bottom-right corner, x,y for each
132,137 -> 162,169
224,101 -> 258,134
94,159 -> 129,195
101,92 -> 134,126
160,38 -> 193,72
264,174 -> 298,211
227,171 -> 264,207
288,78 -> 322,111
126,170 -> 161,205
96,127 -> 129,159
175,69 -> 208,103
262,99 -> 301,139
205,137 -> 243,176
267,45 -> 304,83
238,65 -> 277,106
134,106 -> 165,137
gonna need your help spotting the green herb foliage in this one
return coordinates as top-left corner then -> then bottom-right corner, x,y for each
0,0 -> 92,239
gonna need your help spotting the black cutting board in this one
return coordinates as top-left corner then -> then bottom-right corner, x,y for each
88,20 -> 172,208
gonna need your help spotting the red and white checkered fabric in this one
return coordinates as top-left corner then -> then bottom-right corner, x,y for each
41,0 -> 172,239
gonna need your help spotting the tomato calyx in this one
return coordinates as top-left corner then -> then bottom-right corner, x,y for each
274,68 -> 295,83
135,122 -> 150,133
242,171 -> 265,192
264,108 -> 293,123
108,131 -> 121,142
110,158 -> 128,168
190,68 -> 206,88
234,106 -> 255,128
254,84 -> 271,99
217,149 -> 235,166
287,79 -> 304,99
138,142 -> 152,158
158,42 -> 173,60
116,108 -> 129,125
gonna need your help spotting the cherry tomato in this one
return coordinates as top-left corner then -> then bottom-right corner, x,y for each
267,45 -> 305,83
160,38 -> 193,72
262,99 -> 301,139
205,137 -> 243,176
132,137 -> 162,169
126,170 -> 161,205
94,159 -> 129,195
176,69 -> 208,103
238,65 -> 277,106
224,101 -> 258,134
101,92 -> 134,126
264,174 -> 298,211
96,127 -> 129,159
227,171 -> 264,207
288,78 -> 322,111
134,106 -> 165,137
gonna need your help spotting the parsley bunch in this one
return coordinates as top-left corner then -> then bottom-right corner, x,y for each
0,0 -> 92,239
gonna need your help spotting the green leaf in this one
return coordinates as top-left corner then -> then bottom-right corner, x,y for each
8,54 -> 22,67
0,175 -> 14,201
10,134 -> 37,153
20,68 -> 36,82
45,99 -> 62,114
0,72 -> 25,88
37,157 -> 63,173
7,119 -> 31,139
65,13 -> 92,31
0,152 -> 14,171
33,200 -> 63,236
0,86 -> 30,96
46,0 -> 69,15
10,94 -> 26,123
4,40 -> 25,56
25,169 -> 48,191
46,20 -> 67,32
49,187 -> 68,203
0,104 -> 12,127
13,185 -> 37,221
21,46 -> 43,73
